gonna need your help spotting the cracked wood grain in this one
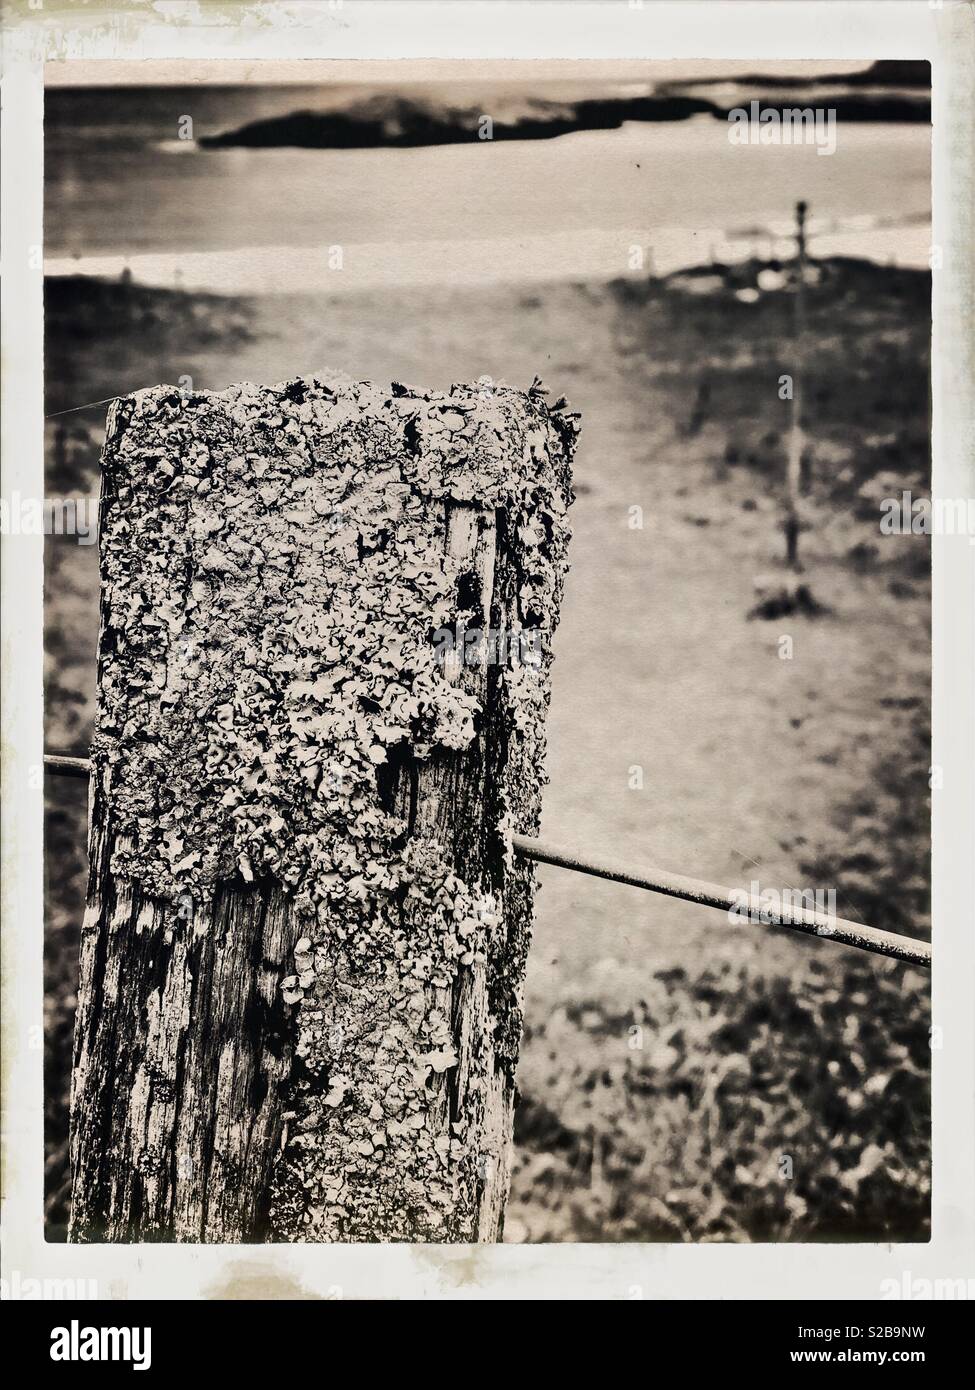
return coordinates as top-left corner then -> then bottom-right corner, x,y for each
68,376 -> 577,1243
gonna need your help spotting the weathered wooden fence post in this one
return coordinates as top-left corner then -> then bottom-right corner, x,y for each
69,375 -> 577,1243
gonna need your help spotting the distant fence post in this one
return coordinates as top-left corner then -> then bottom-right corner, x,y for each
785,198 -> 808,570
68,376 -> 577,1242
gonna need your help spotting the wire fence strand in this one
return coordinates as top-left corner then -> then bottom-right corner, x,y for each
43,754 -> 931,968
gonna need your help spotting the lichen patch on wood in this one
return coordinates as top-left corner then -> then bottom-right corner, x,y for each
70,376 -> 577,1243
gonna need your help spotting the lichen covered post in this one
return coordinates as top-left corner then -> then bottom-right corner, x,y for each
69,376 -> 577,1242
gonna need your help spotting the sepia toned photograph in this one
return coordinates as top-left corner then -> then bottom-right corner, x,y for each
1,0 -> 972,1335
41,54 -> 934,1247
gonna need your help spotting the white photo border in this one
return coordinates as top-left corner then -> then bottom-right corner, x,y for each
1,0 -> 971,1301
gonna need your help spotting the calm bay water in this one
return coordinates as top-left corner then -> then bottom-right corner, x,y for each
45,85 -> 931,290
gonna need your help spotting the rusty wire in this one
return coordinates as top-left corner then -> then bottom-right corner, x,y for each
44,753 -> 931,969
